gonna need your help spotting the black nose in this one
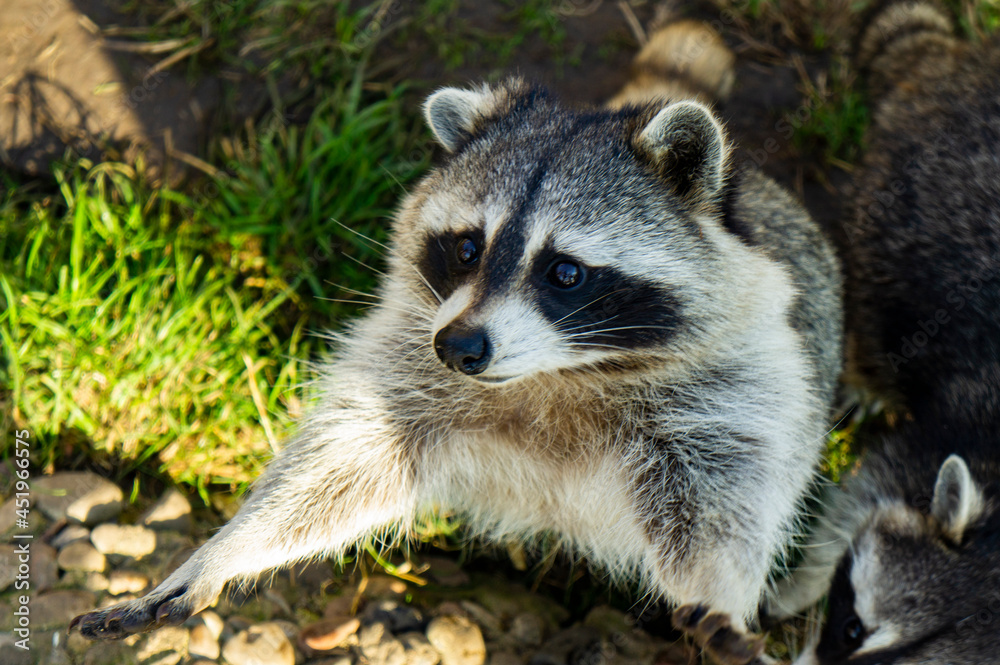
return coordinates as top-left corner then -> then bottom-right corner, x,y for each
434,324 -> 491,375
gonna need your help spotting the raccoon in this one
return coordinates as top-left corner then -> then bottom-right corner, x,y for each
766,3 -> 1000,663
71,21 -> 842,662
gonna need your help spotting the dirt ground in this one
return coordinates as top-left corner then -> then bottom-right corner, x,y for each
1,0 -> 849,229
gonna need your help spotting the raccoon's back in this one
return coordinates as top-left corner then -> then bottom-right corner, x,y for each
846,42 -> 1000,422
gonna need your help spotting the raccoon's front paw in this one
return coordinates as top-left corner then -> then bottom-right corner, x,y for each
69,584 -> 202,640
672,604 -> 765,665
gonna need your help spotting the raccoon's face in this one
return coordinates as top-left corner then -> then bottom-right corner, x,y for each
795,455 -> 997,665
396,80 -> 731,385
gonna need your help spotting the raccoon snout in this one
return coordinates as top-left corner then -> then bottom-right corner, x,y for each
434,324 -> 491,375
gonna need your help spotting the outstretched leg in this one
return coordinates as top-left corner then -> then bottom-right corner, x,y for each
71,404 -> 416,640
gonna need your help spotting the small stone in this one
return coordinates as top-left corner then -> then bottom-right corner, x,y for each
83,641 -> 140,665
308,654 -> 353,665
189,622 -> 221,659
529,626 -> 596,665
198,609 -> 226,640
488,652 -> 524,665
458,602 -> 503,641
361,631 -> 406,665
0,633 -> 33,665
359,622 -> 390,648
108,570 -> 150,595
83,571 -> 110,592
509,613 -> 545,647
0,496 -> 45,536
31,543 -> 59,592
222,622 -> 296,665
364,599 -> 425,634
91,523 -> 157,559
136,625 -> 189,665
51,524 -> 91,550
32,589 -> 97,630
300,617 -> 361,651
399,631 -> 441,665
57,541 -> 106,572
140,488 -> 193,533
426,616 -> 487,665
32,472 -> 123,525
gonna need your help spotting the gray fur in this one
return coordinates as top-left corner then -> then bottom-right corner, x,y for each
70,24 -> 842,649
769,4 -> 1000,664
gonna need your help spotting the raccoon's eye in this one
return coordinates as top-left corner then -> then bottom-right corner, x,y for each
456,237 -> 479,265
548,260 -> 584,289
841,615 -> 865,649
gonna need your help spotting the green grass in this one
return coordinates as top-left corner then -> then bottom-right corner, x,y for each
0,40 -> 428,499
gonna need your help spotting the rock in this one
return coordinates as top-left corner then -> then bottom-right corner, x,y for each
0,496 -> 45,535
198,610 -> 226,640
91,523 -> 157,559
32,472 -> 123,525
399,631 -> 442,665
222,622 -> 296,665
458,602 -> 503,641
360,631 -> 406,665
426,616 -> 487,665
488,652 -> 524,665
529,626 -> 596,665
472,584 -> 568,632
424,556 -> 470,587
32,589 -> 97,630
189,622 -> 221,660
32,542 -> 59,592
140,488 -> 193,533
509,613 -> 545,647
57,541 -> 106,572
0,544 -> 20,590
136,625 -> 189,665
359,622 -> 390,649
583,606 -> 655,659
364,600 -> 425,634
82,641 -> 140,665
0,633 -> 33,665
308,654 -> 353,665
51,524 -> 91,550
108,570 -> 150,595
300,617 -> 361,651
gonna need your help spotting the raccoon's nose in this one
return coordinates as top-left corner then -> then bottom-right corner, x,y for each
434,324 -> 491,375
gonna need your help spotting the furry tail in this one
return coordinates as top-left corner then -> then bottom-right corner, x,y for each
608,20 -> 735,108
855,1 -> 956,83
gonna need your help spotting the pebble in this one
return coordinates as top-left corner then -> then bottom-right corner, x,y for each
82,641 -> 140,665
91,523 -> 157,559
426,616 -> 487,665
509,613 -> 545,647
57,541 -> 107,572
32,472 -> 123,525
0,633 -> 33,665
189,622 -> 221,660
136,625 -> 189,665
222,622 -> 296,665
51,523 -> 92,550
308,654 -> 353,665
399,631 -> 442,665
107,570 -> 150,595
528,625 -> 596,665
32,542 -> 59,592
31,589 -> 97,630
458,602 -> 503,640
140,488 -> 193,533
300,616 -> 361,651
365,599 -> 425,634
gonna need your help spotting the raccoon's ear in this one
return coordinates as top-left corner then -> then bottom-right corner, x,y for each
423,86 -> 499,153
635,101 -> 729,208
931,455 -> 984,544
